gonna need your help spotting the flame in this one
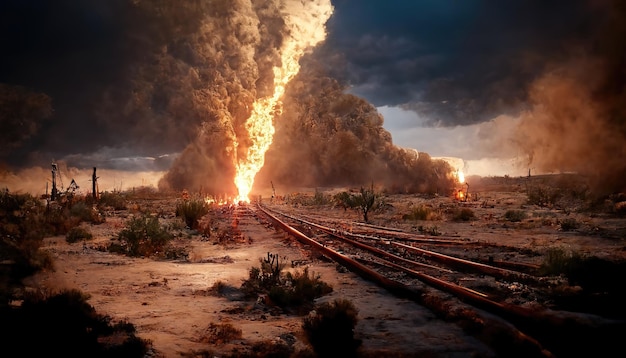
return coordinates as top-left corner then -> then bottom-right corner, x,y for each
233,2 -> 333,203
457,169 -> 465,184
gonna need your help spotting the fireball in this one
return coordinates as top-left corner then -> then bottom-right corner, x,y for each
233,2 -> 333,203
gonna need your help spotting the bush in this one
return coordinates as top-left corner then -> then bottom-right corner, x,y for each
418,225 -> 440,236
311,189 -> 331,206
505,210 -> 527,222
2,289 -> 150,357
241,253 -> 333,311
303,298 -> 361,357
334,185 -> 384,222
175,198 -> 209,229
559,218 -> 580,231
402,205 -> 433,221
66,226 -> 93,243
540,248 -> 626,294
98,191 -> 127,210
452,208 -> 475,221
199,323 -> 242,344
269,267 -> 333,310
69,201 -> 102,224
527,185 -> 562,207
116,215 -> 173,257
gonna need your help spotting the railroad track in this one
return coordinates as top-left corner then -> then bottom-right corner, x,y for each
249,203 -> 626,358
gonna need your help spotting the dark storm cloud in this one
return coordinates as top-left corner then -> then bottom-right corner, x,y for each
0,0 -> 208,169
320,0 -> 601,126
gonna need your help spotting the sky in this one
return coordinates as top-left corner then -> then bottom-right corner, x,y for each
1,0 -> 625,193
315,0 -> 612,176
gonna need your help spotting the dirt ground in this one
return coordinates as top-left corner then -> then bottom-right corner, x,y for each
26,180 -> 626,357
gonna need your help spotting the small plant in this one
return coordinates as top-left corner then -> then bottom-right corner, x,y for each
116,215 -> 173,257
540,248 -> 584,277
527,185 -> 562,207
69,201 -> 102,224
241,253 -> 333,311
418,225 -> 440,236
175,198 -> 209,229
333,191 -> 355,211
452,207 -> 475,221
66,226 -> 93,243
303,298 -> 361,357
98,191 -> 127,210
402,205 -> 433,221
311,188 -> 331,205
269,267 -> 333,309
334,185 -> 383,222
505,210 -> 527,222
559,217 -> 580,231
199,322 -> 242,344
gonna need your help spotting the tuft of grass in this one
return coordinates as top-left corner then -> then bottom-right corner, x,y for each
98,191 -> 127,210
402,205 -> 433,221
505,210 -> 527,222
527,185 -> 562,207
418,225 -> 440,236
199,323 -> 242,344
559,217 -> 580,231
66,226 -> 93,243
452,207 -> 475,221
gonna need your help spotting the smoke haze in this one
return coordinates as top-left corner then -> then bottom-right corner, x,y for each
1,1 -> 624,196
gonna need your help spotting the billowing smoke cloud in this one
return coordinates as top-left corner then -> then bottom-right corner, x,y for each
0,0 -> 458,196
257,56 -> 455,195
473,1 -> 626,194
157,0 -> 454,196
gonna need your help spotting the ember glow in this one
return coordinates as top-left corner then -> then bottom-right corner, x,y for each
233,1 -> 333,202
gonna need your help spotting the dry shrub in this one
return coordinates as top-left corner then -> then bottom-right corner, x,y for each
65,226 -> 93,243
402,204 -> 436,221
302,298 -> 361,357
2,289 -> 150,357
451,207 -> 475,221
504,210 -> 527,222
199,322 -> 242,344
116,215 -> 173,257
241,254 -> 333,312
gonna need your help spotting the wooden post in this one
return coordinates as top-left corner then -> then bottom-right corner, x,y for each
92,167 -> 98,200
51,163 -> 58,201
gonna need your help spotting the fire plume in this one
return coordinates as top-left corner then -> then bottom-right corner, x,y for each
457,169 -> 465,184
234,1 -> 333,203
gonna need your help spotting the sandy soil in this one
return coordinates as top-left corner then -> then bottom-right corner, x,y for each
26,186 -> 626,357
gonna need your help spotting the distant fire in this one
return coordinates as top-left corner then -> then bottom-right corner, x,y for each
455,169 -> 469,201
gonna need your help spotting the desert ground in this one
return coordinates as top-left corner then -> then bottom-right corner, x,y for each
23,175 -> 626,357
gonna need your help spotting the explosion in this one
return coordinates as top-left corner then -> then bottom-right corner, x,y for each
457,169 -> 465,184
230,1 -> 332,202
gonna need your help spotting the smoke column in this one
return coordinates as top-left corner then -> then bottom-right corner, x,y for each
233,1 -> 333,202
